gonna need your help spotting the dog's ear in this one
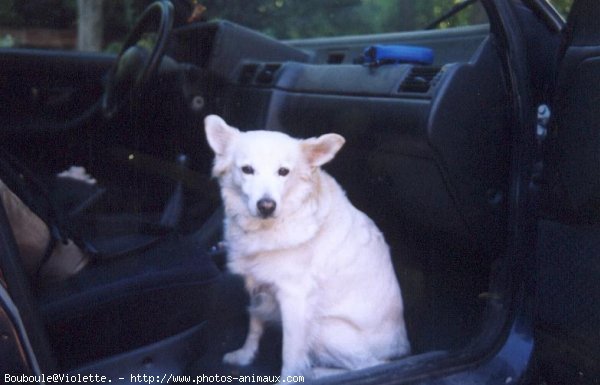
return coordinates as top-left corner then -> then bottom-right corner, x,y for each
302,133 -> 346,167
204,115 -> 239,155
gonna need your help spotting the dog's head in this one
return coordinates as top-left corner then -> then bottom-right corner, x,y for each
204,115 -> 345,220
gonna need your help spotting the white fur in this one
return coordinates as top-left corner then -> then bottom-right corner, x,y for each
204,115 -> 410,379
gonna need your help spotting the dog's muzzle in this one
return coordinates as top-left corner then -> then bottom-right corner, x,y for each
257,198 -> 276,218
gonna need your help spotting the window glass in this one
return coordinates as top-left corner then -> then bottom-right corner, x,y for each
0,0 -> 148,52
0,0 -> 488,51
201,0 -> 488,40
547,0 -> 574,17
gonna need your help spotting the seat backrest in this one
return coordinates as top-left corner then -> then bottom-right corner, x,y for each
552,0 -> 600,222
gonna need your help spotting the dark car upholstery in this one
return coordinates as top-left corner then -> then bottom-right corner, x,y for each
552,0 -> 600,223
534,0 -> 600,382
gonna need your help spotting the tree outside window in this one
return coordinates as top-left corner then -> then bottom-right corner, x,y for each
0,0 -> 493,51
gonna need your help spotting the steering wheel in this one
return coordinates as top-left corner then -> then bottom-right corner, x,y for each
102,1 -> 174,119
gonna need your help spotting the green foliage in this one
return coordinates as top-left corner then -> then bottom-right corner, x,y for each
0,0 -> 517,49
548,0 -> 573,16
6,0 -> 77,28
103,0 -> 150,50
199,0 -> 487,39
0,1 -> 20,27
0,0 -> 488,41
0,34 -> 15,48
0,0 -> 149,49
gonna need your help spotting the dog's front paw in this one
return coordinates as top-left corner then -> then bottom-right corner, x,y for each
223,348 -> 255,366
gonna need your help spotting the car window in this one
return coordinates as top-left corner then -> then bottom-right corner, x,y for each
0,0 -> 488,51
0,1 -> 149,52
202,0 -> 488,40
547,0 -> 574,17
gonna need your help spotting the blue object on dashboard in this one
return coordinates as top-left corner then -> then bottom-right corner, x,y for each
362,44 -> 434,66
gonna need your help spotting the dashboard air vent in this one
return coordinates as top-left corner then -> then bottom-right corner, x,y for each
256,63 -> 282,85
239,64 -> 259,85
399,66 -> 442,93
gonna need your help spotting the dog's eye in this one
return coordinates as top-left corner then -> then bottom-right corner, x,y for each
278,167 -> 290,177
241,165 -> 254,175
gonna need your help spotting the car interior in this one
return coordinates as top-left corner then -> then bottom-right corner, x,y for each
0,0 -> 598,383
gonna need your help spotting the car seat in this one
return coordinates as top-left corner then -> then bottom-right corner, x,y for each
0,149 -> 224,370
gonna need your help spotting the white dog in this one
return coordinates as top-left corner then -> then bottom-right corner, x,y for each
204,115 -> 410,379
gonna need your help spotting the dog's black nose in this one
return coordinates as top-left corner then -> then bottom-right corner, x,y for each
257,198 -> 276,218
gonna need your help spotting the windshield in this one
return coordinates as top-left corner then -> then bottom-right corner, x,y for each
0,0 -> 488,51
201,0 -> 488,40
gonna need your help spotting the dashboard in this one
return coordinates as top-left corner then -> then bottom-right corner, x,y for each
168,20 -> 510,253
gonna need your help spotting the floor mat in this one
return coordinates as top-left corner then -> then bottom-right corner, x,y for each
186,274 -> 282,381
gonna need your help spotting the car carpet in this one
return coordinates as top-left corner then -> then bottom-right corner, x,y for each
186,273 -> 283,379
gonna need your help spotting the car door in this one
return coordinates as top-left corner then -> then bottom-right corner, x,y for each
0,2 -> 113,171
0,1 -> 223,231
533,0 -> 600,382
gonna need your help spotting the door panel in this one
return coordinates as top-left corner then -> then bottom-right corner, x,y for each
535,0 -> 600,382
0,49 -> 112,135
